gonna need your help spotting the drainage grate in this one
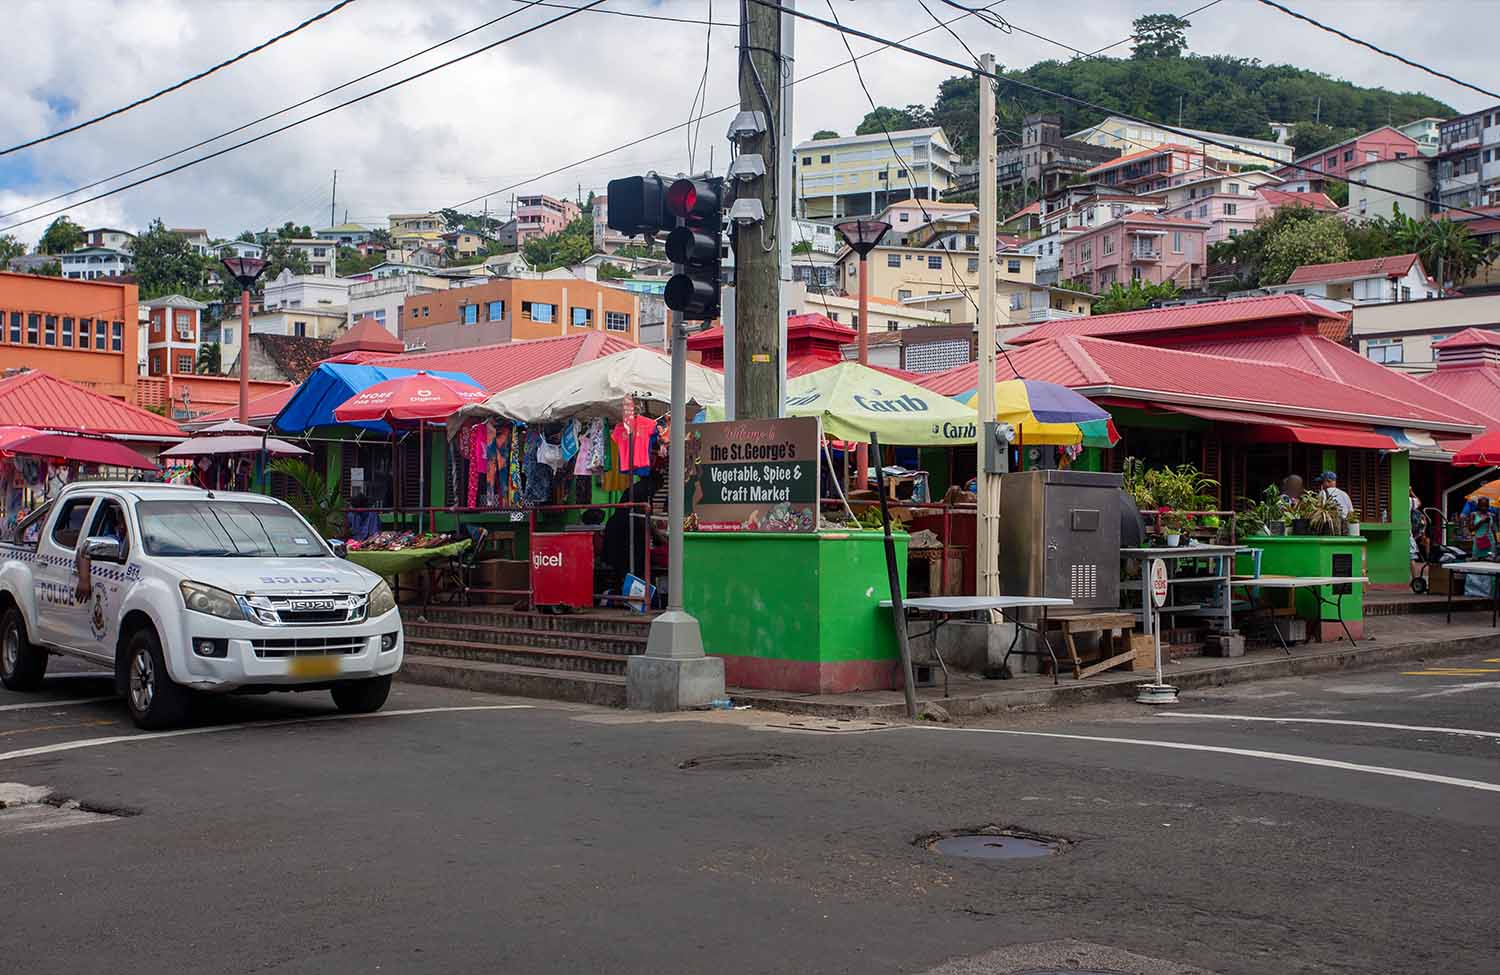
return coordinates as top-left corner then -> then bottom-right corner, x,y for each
920,826 -> 1069,860
677,752 -> 798,771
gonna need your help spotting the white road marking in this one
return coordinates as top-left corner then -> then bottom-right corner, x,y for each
1416,681 -> 1500,699
0,705 -> 533,765
0,697 -> 114,713
917,725 -> 1500,794
1164,712 -> 1500,741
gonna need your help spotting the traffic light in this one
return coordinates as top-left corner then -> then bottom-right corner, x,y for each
605,175 -> 670,239
663,177 -> 724,321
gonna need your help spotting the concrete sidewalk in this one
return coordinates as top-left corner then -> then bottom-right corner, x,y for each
728,611 -> 1500,720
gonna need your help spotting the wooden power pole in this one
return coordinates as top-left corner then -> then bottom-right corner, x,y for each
734,0 -> 783,419
976,53 -> 1000,599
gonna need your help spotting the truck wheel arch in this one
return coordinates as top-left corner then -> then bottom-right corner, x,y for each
115,610 -> 159,694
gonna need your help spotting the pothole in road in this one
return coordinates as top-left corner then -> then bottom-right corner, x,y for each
919,826 -> 1070,861
677,752 -> 799,771
0,782 -> 138,835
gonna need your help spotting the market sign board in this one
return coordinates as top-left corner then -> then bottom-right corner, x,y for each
685,416 -> 820,532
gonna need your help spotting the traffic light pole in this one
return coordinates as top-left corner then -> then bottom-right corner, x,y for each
626,291 -> 726,711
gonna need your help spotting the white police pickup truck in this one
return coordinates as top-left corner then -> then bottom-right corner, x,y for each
0,482 -> 403,728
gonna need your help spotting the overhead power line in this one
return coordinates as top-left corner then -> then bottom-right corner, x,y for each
744,0 -> 1497,221
1253,0 -> 1500,102
0,1 -> 605,235
0,0 -> 362,157
506,0 -> 736,26
0,2 -> 566,223
442,0 -> 1010,212
1085,0 -> 1224,56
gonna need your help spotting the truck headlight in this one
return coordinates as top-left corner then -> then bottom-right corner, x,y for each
367,580 -> 396,618
180,581 -> 245,621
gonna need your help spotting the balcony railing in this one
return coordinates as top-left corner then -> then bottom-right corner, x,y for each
1130,246 -> 1161,261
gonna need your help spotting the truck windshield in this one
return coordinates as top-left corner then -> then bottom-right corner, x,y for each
137,500 -> 327,558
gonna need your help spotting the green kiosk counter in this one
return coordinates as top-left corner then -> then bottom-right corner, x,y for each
1240,534 -> 1367,641
682,530 -> 908,694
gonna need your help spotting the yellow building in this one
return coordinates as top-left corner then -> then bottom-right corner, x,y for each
794,128 -> 958,221
1068,115 -> 1292,170
836,244 -> 1091,328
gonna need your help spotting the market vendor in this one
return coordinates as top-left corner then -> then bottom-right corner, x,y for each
346,493 -> 381,541
602,473 -> 661,592
1319,471 -> 1353,519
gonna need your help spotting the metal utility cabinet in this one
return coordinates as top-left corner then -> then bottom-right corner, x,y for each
999,469 -> 1122,608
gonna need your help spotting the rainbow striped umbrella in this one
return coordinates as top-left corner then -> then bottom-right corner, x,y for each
953,379 -> 1120,447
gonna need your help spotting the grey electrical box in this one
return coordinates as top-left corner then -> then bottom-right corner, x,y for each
999,469 -> 1123,608
981,421 -> 1011,474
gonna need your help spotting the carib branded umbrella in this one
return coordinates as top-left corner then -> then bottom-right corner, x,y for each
953,378 -> 1119,447
783,361 -> 979,445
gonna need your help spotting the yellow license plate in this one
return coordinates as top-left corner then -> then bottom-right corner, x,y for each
288,655 -> 342,679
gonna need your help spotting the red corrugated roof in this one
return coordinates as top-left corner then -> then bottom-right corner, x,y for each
0,371 -> 183,439
1419,367 -> 1500,425
392,332 -> 639,392
916,336 -> 1472,431
190,386 -> 299,425
1433,327 -> 1500,350
1284,253 -> 1420,285
1257,188 -> 1339,211
1087,143 -> 1198,173
331,318 -> 403,354
1012,294 -> 1341,345
1170,332 -> 1481,425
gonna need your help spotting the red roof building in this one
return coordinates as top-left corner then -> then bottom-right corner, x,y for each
0,370 -> 182,440
1283,254 -> 1423,286
1420,329 -> 1500,425
1014,294 -> 1341,346
1256,188 -> 1339,212
331,317 -> 404,356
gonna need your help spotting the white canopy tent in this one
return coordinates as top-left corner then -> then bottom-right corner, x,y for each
450,347 -> 725,431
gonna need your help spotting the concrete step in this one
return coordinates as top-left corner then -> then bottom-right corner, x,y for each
414,607 -> 655,639
404,638 -> 632,676
404,621 -> 646,656
397,654 -> 625,707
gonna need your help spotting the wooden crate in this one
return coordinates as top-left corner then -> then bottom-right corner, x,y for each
1127,633 -> 1156,672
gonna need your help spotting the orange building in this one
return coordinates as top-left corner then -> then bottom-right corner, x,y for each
0,271 -> 139,403
401,278 -> 642,351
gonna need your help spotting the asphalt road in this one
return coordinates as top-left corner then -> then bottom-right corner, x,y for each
2,646 -> 1499,975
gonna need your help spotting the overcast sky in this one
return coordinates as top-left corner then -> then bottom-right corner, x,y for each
0,0 -> 1492,247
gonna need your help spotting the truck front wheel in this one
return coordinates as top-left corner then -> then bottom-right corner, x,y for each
124,628 -> 190,730
0,606 -> 47,691
330,675 -> 392,714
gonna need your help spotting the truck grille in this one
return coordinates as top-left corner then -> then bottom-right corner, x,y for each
252,636 -> 367,658
241,592 -> 367,626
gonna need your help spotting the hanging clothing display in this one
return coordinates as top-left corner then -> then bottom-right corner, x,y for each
612,414 -> 657,474
574,418 -> 606,476
522,428 -> 553,504
506,424 -> 525,508
561,419 -> 580,462
600,430 -> 632,492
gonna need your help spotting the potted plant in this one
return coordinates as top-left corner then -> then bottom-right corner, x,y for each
1238,485 -> 1288,537
1163,510 -> 1193,547
1297,492 -> 1344,536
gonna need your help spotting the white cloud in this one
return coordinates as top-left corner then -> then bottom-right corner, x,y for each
0,0 -> 1489,247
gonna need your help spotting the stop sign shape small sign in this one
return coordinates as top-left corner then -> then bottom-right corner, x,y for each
1148,559 -> 1169,608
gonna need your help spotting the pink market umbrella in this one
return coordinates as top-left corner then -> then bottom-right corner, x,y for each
333,372 -> 487,531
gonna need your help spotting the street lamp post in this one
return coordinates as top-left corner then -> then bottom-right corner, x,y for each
834,217 -> 890,490
221,256 -> 268,424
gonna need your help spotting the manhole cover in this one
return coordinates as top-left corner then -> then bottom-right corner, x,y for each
921,827 -> 1068,860
1015,970 -> 1129,975
677,752 -> 797,771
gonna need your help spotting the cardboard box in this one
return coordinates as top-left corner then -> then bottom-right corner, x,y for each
471,558 -> 529,603
1423,564 -> 1461,596
1127,633 -> 1156,672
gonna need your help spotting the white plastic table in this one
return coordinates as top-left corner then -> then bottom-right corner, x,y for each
1442,561 -> 1500,627
1231,574 -> 1368,651
880,595 -> 1074,693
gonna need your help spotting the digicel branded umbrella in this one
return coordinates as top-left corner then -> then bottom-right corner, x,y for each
332,372 -> 488,532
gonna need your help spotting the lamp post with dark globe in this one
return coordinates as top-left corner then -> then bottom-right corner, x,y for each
221,256 -> 268,423
834,217 -> 891,488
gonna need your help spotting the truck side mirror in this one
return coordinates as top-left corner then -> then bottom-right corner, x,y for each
82,536 -> 122,562
328,539 -> 349,559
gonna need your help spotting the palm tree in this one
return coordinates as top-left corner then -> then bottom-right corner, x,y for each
1418,218 -> 1483,290
268,459 -> 346,539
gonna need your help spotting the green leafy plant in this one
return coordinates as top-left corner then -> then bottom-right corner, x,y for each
1236,484 -> 1288,537
268,459 -> 346,539
1295,491 -> 1344,536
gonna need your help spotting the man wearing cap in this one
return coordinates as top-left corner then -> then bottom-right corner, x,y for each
1320,470 -> 1353,519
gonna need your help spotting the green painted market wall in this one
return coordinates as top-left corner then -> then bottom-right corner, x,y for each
682,531 -> 908,693
1241,535 -> 1365,628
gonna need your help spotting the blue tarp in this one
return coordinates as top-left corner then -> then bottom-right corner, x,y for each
271,363 -> 482,435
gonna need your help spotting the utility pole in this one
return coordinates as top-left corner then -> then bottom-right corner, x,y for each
976,53 -> 1000,599
734,0 -> 783,419
330,170 -> 338,228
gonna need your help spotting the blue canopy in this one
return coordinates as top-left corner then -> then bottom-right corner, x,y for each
271,363 -> 482,435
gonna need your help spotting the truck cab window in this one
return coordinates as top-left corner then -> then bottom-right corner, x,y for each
87,501 -> 129,561
8,502 -> 52,547
50,498 -> 94,550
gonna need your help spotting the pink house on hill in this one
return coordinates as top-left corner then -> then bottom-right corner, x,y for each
1059,212 -> 1209,292
1274,126 -> 1420,188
